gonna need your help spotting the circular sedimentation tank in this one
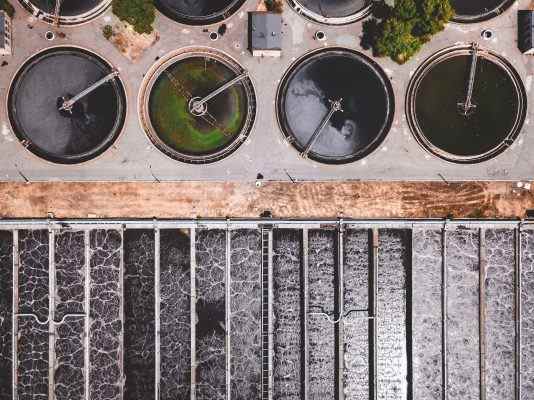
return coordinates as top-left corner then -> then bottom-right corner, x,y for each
406,44 -> 527,164
8,46 -> 126,164
155,0 -> 245,25
276,47 -> 394,165
19,0 -> 110,25
287,0 -> 372,25
450,0 -> 514,22
140,48 -> 256,164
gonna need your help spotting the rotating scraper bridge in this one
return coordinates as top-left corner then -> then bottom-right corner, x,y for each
0,218 -> 533,400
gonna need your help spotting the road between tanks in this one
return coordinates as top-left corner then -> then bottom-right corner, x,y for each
0,181 -> 532,219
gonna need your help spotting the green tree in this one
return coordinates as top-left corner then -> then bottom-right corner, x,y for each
112,0 -> 155,34
417,0 -> 454,35
265,0 -> 283,13
376,18 -> 422,64
394,0 -> 418,20
102,24 -> 113,39
362,0 -> 454,63
0,0 -> 15,17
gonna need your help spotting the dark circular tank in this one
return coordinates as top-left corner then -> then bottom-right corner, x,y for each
276,47 -> 394,165
288,0 -> 372,24
406,44 -> 527,164
451,0 -> 515,22
8,47 -> 126,164
155,0 -> 245,25
19,0 -> 110,24
140,48 -> 256,164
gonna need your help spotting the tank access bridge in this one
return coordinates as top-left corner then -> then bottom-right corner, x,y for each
0,218 -> 533,400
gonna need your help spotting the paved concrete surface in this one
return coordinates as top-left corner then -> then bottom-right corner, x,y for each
0,0 -> 533,182
0,181 -> 531,218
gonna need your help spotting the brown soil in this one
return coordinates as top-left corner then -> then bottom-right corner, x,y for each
107,19 -> 159,62
0,181 -> 532,219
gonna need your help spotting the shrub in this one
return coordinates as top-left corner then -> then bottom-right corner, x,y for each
0,0 -> 15,17
265,0 -> 283,13
375,18 -> 422,64
362,0 -> 454,64
103,24 -> 113,39
112,0 -> 155,34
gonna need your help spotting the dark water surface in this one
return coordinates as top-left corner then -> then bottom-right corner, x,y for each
296,0 -> 369,18
27,0 -> 104,16
3,224 -> 534,399
0,232 -> 12,400
414,55 -> 521,159
124,230 -> 155,400
451,0 -> 512,18
160,230 -> 191,400
278,48 -> 393,164
8,48 -> 125,164
195,230 -> 226,400
155,0 -> 245,24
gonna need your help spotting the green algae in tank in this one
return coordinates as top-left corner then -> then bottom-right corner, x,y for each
415,55 -> 519,157
148,57 -> 247,157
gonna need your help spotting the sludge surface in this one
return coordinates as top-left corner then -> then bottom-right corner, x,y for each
1,224 -> 533,400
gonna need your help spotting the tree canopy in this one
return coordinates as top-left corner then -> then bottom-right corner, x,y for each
362,0 -> 454,64
112,0 -> 155,34
0,0 -> 15,17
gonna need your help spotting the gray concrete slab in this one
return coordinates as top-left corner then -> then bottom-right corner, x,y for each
0,0 -> 533,182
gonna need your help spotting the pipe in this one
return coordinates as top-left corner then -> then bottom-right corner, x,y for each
0,218 -> 528,230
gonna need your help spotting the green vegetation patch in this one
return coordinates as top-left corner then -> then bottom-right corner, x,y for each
149,58 -> 247,156
0,0 -> 15,17
102,24 -> 113,39
362,0 -> 454,64
265,0 -> 284,13
112,0 -> 155,34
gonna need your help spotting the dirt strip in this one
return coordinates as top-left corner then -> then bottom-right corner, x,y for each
0,181 -> 532,219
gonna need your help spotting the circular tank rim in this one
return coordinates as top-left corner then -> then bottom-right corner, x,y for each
154,0 -> 246,26
405,43 -> 527,165
450,0 -> 515,23
7,45 -> 128,165
286,0 -> 373,25
138,46 -> 257,165
18,0 -> 111,26
275,46 -> 395,166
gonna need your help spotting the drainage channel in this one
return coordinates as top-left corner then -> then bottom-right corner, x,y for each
0,220 -> 533,400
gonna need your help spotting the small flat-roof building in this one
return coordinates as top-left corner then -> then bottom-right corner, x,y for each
518,10 -> 534,55
0,11 -> 12,56
248,11 -> 282,58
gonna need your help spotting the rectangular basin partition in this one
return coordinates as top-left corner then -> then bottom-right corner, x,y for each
0,220 -> 531,400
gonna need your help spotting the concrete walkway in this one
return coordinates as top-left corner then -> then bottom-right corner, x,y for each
0,0 -> 533,181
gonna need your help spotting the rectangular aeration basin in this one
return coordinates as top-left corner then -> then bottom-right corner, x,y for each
0,219 -> 533,400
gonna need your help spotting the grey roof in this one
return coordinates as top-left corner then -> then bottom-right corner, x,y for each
0,12 -> 5,50
518,10 -> 534,53
249,12 -> 282,51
